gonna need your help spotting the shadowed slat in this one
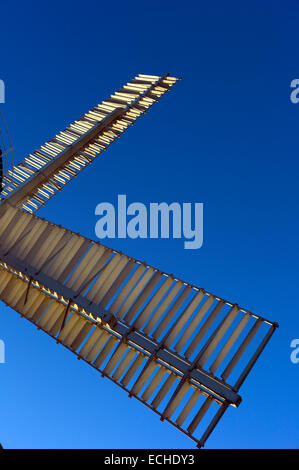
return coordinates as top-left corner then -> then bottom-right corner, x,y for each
173,294 -> 215,353
209,313 -> 251,374
176,389 -> 202,427
221,319 -> 263,381
184,301 -> 225,359
196,305 -> 240,368
151,374 -> 177,409
187,397 -> 214,435
143,281 -> 183,335
141,367 -> 167,402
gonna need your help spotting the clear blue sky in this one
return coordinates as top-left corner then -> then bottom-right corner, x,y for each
0,0 -> 298,449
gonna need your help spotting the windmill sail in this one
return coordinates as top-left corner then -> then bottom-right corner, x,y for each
0,74 -> 179,212
0,73 -> 278,447
0,204 -> 277,447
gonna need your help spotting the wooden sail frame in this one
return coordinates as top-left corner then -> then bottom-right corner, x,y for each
0,73 -> 278,447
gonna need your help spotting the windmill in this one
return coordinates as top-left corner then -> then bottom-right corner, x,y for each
0,74 -> 278,448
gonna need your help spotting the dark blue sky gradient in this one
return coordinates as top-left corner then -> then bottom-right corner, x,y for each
0,0 -> 298,448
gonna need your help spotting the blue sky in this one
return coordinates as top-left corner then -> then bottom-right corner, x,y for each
0,0 -> 298,449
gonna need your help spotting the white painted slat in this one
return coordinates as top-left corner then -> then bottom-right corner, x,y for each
66,244 -> 106,291
20,289 -> 44,319
4,279 -> 27,307
13,218 -> 47,260
87,253 -> 128,303
184,301 -> 225,359
49,307 -> 72,336
0,277 -> 23,301
83,250 -> 115,300
29,297 -> 53,322
174,295 -> 216,353
143,282 -> 184,337
14,287 -> 43,317
130,362 -> 157,396
142,367 -> 167,402
79,327 -> 102,358
22,222 -> 51,262
209,313 -> 250,374
56,238 -> 91,283
38,302 -> 65,330
133,276 -> 174,329
176,389 -> 201,427
70,322 -> 93,351
152,286 -> 193,340
46,236 -> 83,279
162,382 -> 190,419
31,227 -> 69,271
164,290 -> 205,348
123,271 -> 163,324
85,331 -> 109,363
221,319 -> 263,381
196,305 -> 240,368
120,354 -> 144,387
0,206 -> 18,235
103,343 -> 129,376
64,317 -> 87,347
0,272 -> 15,297
116,267 -> 155,320
112,349 -> 136,381
187,397 -> 214,435
151,374 -> 177,409
94,336 -> 118,369
111,264 -> 147,316
57,313 -> 79,342
0,212 -> 30,249
99,259 -> 136,309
